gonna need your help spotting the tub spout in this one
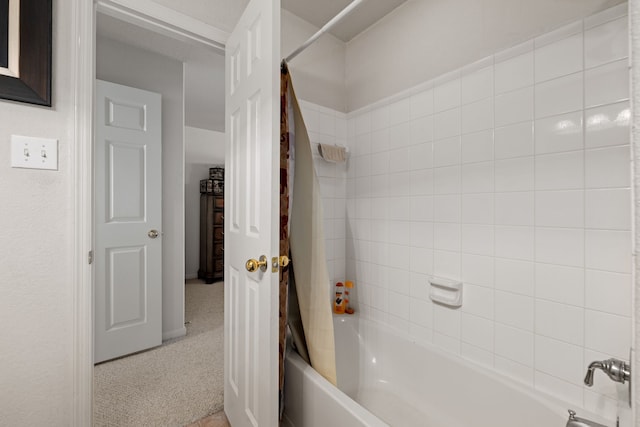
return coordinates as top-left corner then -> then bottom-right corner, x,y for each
584,358 -> 630,387
566,410 -> 609,427
583,361 -> 603,386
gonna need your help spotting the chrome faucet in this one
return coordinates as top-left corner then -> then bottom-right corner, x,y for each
584,358 -> 630,386
566,410 -> 609,427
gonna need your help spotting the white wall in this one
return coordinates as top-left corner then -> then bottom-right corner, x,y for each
345,5 -> 631,421
631,1 -> 640,423
282,9 -> 347,113
184,126 -> 225,279
296,101 -> 349,284
97,37 -> 186,340
274,9 -> 350,274
346,0 -> 627,111
0,1 -> 75,424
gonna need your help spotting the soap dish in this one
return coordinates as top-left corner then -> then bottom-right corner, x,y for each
429,277 -> 463,307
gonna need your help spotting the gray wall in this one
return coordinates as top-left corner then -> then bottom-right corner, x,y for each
0,1 -> 76,423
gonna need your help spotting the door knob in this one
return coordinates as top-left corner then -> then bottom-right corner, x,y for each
246,255 -> 268,272
148,229 -> 159,239
279,255 -> 290,267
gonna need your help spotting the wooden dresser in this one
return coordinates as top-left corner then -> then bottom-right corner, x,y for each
198,178 -> 224,284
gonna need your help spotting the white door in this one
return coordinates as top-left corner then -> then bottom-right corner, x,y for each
223,0 -> 280,425
94,80 -> 163,364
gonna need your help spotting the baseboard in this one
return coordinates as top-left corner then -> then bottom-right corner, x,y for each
162,326 -> 187,341
185,273 -> 198,280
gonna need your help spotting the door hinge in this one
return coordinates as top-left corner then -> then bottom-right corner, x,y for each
88,250 -> 93,265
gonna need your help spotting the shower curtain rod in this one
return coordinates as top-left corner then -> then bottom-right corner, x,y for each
284,0 -> 366,63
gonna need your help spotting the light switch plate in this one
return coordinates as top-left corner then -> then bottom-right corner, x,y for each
11,135 -> 58,170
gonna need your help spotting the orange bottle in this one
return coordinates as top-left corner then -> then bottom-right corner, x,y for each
344,281 -> 355,314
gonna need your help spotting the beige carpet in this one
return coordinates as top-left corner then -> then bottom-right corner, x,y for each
94,280 -> 224,427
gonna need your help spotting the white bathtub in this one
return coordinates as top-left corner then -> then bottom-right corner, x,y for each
282,314 -> 613,427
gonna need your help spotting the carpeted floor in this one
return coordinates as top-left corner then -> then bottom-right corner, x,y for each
94,280 -> 224,427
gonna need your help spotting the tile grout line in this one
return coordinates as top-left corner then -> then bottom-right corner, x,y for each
532,30 -> 538,392
581,16 -> 589,408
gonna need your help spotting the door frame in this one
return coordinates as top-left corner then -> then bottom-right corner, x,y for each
72,1 -> 229,424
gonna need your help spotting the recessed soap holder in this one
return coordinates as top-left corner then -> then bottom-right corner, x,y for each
429,277 -> 463,307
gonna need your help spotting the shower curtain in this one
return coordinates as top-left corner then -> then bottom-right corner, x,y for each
279,63 -> 337,398
278,65 -> 292,415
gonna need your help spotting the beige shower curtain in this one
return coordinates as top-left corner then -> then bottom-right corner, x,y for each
281,65 -> 337,386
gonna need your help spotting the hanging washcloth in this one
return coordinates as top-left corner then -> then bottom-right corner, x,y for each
318,144 -> 346,163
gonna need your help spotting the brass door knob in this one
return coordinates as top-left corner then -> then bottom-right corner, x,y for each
279,255 -> 290,267
246,255 -> 268,273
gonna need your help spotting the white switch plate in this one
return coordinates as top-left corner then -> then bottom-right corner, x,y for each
11,135 -> 58,170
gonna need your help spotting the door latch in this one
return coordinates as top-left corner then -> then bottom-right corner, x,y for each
271,255 -> 290,272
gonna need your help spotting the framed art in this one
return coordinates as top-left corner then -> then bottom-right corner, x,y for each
0,0 -> 52,106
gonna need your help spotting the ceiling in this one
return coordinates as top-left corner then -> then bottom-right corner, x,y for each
282,0 -> 408,42
146,0 -> 409,42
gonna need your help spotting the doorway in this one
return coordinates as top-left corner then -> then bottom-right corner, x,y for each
92,10 -> 227,426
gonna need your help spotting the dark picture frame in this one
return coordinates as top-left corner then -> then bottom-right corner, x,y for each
0,0 -> 52,106
0,0 -> 9,69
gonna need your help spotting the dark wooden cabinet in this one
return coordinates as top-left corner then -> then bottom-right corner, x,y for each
198,182 -> 224,284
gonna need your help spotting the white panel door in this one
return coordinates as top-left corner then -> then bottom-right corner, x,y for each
224,0 -> 280,425
94,80 -> 163,364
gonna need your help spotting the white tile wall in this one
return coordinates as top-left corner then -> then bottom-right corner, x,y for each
585,101 -> 630,149
534,33 -> 583,83
494,50 -> 534,94
342,6 -> 631,419
494,121 -> 534,159
534,111 -> 583,155
297,100 -> 348,285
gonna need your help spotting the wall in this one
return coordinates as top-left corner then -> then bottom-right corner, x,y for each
345,5 -> 631,421
184,126 -> 225,279
632,0 -> 640,423
296,100 -> 349,284
282,9 -> 347,113
184,54 -> 226,132
0,0 -> 75,424
279,8 -> 349,281
97,37 -> 186,340
346,0 -> 627,111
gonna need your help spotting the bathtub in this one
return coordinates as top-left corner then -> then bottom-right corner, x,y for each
282,314 -> 613,427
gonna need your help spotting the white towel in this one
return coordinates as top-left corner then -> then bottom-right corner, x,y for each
318,143 -> 346,163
